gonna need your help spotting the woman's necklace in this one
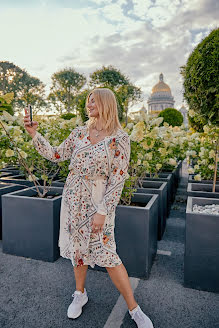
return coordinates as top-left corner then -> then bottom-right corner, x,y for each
94,126 -> 103,137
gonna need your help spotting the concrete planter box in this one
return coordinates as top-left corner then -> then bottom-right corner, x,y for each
188,174 -> 219,185
51,179 -> 65,188
136,181 -> 167,240
143,173 -> 173,213
163,160 -> 182,197
90,193 -> 159,279
184,197 -> 219,292
2,186 -> 63,262
187,183 -> 219,199
0,183 -> 27,240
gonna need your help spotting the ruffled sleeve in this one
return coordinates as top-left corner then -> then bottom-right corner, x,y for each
96,132 -> 130,216
32,126 -> 80,163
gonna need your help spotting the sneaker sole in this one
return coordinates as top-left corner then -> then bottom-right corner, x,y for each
67,296 -> 88,319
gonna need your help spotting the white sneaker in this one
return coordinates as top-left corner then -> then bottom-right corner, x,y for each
129,305 -> 154,328
67,288 -> 88,319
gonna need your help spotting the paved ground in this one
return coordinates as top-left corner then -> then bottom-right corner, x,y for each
0,162 -> 219,328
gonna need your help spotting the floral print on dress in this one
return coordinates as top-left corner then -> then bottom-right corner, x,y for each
32,124 -> 130,268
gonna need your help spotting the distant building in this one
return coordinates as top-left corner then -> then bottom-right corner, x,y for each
128,104 -> 147,121
179,104 -> 188,127
147,73 -> 175,115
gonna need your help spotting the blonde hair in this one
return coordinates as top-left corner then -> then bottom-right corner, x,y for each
85,88 -> 122,135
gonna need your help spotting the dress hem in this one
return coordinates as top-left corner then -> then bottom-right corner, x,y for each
59,253 -> 123,269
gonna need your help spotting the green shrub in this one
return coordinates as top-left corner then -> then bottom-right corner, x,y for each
60,113 -> 76,120
158,108 -> 183,126
181,28 -> 219,126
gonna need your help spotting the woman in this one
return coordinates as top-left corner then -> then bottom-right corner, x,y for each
23,88 -> 154,328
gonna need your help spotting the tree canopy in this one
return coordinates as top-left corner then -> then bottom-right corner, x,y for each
48,68 -> 86,114
181,28 -> 219,128
0,61 -> 47,113
89,65 -> 142,124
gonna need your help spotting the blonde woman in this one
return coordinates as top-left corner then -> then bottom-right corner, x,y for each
23,88 -> 154,328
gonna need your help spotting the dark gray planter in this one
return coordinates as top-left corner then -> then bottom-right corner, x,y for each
188,174 -> 219,185
187,183 -> 219,199
90,193 -> 159,279
143,173 -> 173,213
163,160 -> 182,197
136,181 -> 167,240
2,186 -> 63,262
184,196 -> 219,292
51,179 -> 65,188
0,183 -> 27,240
1,166 -> 21,175
0,172 -> 14,178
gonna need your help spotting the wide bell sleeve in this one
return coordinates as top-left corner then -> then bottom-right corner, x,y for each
96,132 -> 130,216
32,126 -> 80,163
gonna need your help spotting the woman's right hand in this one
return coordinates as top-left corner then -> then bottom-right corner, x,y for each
23,107 -> 39,138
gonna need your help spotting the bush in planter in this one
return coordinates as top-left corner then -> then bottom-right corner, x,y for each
186,125 -> 219,188
125,114 -> 188,178
0,110 -> 83,196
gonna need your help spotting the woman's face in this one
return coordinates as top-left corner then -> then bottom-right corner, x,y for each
87,94 -> 99,118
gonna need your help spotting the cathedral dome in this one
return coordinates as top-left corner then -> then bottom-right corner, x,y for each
147,73 -> 175,114
152,73 -> 171,94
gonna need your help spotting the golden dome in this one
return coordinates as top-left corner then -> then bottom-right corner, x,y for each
151,73 -> 171,94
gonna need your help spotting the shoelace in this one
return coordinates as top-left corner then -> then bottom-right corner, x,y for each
131,309 -> 146,325
71,292 -> 83,304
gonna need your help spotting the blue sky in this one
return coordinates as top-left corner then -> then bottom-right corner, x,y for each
0,0 -> 218,112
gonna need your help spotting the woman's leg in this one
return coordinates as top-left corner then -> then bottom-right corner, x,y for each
73,265 -> 88,293
106,263 -> 138,311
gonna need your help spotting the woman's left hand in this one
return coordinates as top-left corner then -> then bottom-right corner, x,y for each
91,213 -> 106,233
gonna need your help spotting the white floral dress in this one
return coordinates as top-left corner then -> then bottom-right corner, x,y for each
32,124 -> 130,268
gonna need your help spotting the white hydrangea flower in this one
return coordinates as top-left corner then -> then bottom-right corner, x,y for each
209,150 -> 215,159
169,158 -> 177,166
188,168 -> 195,174
19,151 -> 27,159
194,174 -> 201,181
5,149 -> 15,157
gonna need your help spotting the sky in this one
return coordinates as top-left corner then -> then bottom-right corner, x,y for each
0,0 -> 218,112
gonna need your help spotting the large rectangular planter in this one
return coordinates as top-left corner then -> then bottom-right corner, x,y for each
184,197 -> 219,292
90,193 -> 159,279
143,173 -> 173,213
136,181 -> 167,240
2,186 -> 63,262
188,174 -> 219,185
0,183 -> 27,239
187,183 -> 219,199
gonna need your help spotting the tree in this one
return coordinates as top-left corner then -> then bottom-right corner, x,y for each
0,93 -> 14,115
0,61 -> 47,113
73,89 -> 90,122
180,28 -> 219,126
89,65 -> 142,125
48,68 -> 86,114
158,108 -> 183,126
